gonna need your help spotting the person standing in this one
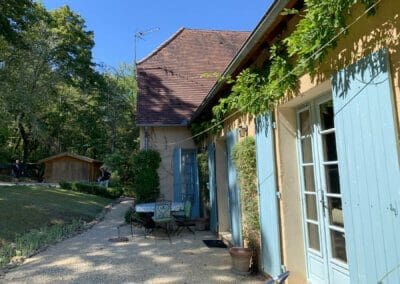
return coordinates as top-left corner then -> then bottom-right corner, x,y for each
12,159 -> 22,179
97,166 -> 111,188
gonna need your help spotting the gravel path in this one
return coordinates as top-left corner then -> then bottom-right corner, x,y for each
1,200 -> 264,283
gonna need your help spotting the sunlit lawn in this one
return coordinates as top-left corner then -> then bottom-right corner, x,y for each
0,185 -> 111,244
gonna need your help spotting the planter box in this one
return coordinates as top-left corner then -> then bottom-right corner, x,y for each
195,218 -> 208,231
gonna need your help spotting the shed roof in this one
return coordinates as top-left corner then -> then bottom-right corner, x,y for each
37,152 -> 101,164
137,28 -> 250,126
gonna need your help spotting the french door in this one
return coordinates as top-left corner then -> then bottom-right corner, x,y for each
297,95 -> 349,283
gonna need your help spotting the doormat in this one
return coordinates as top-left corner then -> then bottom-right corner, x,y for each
203,239 -> 227,248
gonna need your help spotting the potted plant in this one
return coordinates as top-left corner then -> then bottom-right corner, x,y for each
229,246 -> 253,274
230,136 -> 260,274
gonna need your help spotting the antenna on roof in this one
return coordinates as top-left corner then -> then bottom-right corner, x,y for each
134,27 -> 160,66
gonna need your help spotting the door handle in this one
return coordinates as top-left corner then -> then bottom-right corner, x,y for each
389,203 -> 398,217
319,190 -> 327,217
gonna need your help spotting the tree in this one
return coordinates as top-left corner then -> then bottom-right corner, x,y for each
0,4 -> 97,161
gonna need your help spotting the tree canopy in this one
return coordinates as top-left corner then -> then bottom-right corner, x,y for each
0,1 -> 138,168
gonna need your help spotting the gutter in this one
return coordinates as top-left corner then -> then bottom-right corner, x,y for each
190,0 -> 290,123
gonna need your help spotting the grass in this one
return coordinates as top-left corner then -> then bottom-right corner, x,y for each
0,185 -> 111,245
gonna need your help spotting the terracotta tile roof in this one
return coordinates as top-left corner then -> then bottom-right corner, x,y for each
137,28 -> 249,126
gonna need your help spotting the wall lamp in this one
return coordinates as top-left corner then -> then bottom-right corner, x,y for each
238,124 -> 248,137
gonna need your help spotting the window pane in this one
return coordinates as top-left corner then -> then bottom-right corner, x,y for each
320,100 -> 334,130
306,194 -> 318,221
328,197 -> 344,227
325,164 -> 341,194
322,132 -> 338,161
301,137 -> 313,163
299,110 -> 311,136
330,229 -> 347,263
303,165 -> 315,192
307,222 -> 320,251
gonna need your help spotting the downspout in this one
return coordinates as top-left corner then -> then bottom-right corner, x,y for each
272,108 -> 285,273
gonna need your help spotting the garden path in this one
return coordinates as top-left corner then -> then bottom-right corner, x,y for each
1,200 -> 264,283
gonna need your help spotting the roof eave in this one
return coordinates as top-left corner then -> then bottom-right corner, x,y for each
190,0 -> 291,123
137,123 -> 189,127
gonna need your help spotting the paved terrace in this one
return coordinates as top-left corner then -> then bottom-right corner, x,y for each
1,200 -> 265,283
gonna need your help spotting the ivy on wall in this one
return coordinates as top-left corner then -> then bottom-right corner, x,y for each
191,0 -> 378,138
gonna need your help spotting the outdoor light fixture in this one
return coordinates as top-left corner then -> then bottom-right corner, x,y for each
238,124 -> 248,137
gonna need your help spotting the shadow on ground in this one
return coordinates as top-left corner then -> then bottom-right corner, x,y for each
2,201 -> 265,283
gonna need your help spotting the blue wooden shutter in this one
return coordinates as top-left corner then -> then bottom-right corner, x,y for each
173,148 -> 182,202
332,48 -> 400,283
255,113 -> 282,278
208,142 -> 218,233
191,151 -> 201,219
226,130 -> 243,246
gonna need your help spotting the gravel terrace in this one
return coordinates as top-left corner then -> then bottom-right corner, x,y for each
1,200 -> 265,283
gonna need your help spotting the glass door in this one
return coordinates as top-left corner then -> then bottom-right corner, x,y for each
297,95 -> 349,283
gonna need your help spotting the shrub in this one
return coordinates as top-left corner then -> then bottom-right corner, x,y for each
197,152 -> 210,218
58,181 -> 122,199
232,137 -> 260,250
132,149 -> 161,203
59,180 -> 74,190
107,187 -> 123,199
124,209 -> 133,224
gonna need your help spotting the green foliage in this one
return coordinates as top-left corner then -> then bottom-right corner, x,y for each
232,137 -> 260,249
59,181 -> 123,199
59,180 -> 73,190
192,0 -> 378,136
197,152 -> 210,217
132,149 -> 161,203
124,209 -> 133,224
0,219 -> 84,268
0,2 -> 139,165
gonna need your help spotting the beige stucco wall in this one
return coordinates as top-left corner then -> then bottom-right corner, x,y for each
206,2 -> 400,282
139,126 -> 196,200
274,2 -> 400,283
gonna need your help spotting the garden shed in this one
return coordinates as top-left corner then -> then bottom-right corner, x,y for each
38,152 -> 102,183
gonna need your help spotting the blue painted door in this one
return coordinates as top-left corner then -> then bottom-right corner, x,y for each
208,142 -> 218,233
332,48 -> 400,283
255,114 -> 282,278
226,130 -> 243,246
173,148 -> 200,218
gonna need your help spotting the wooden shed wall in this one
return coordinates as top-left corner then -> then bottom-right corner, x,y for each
43,156 -> 101,183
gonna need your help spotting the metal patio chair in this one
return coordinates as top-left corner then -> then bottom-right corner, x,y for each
151,199 -> 174,242
174,199 -> 196,235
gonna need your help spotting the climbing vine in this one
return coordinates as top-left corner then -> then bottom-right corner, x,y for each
190,0 -> 377,138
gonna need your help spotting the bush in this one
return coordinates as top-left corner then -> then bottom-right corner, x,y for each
124,209 -> 133,224
132,149 -> 161,203
58,181 -> 123,199
59,180 -> 74,190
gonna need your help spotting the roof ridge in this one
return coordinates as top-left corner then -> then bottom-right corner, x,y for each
137,28 -> 250,65
137,27 -> 185,65
183,28 -> 251,33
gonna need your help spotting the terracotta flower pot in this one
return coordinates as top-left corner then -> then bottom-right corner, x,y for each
229,247 -> 253,274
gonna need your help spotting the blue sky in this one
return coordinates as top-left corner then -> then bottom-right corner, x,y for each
42,0 -> 273,69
